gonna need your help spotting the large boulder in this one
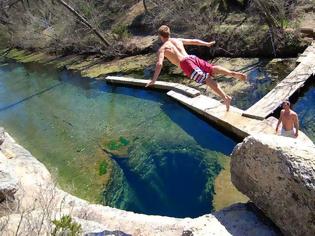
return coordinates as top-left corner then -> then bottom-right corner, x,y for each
231,134 -> 315,236
0,127 -> 5,146
0,157 -> 18,202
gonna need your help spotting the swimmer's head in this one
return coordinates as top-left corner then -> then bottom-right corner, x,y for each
158,25 -> 170,41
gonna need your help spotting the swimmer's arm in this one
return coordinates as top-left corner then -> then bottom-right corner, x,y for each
294,114 -> 299,137
276,111 -> 283,133
180,38 -> 215,47
146,48 -> 165,87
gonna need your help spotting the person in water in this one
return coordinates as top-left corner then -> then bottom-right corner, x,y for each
146,25 -> 247,111
276,100 -> 299,138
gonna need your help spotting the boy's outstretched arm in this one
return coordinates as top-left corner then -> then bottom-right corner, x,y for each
180,38 -> 215,47
146,48 -> 165,87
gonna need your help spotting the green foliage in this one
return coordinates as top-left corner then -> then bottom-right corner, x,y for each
252,0 -> 288,29
52,215 -> 82,236
78,2 -> 93,19
112,24 -> 130,40
280,18 -> 289,29
99,160 -> 108,176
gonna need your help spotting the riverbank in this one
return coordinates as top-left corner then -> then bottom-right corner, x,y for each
1,0 -> 314,58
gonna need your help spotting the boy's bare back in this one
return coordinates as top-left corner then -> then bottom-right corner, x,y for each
159,38 -> 189,66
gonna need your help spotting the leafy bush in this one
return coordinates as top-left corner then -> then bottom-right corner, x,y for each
52,215 -> 82,236
112,24 -> 130,40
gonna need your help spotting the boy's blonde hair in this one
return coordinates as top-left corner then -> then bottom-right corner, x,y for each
158,25 -> 170,38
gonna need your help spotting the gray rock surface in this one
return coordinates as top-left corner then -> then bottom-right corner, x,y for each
213,203 -> 281,236
0,128 -> 5,146
231,134 -> 315,236
0,157 -> 17,202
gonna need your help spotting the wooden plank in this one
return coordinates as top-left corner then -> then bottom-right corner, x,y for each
105,76 -> 200,97
243,51 -> 315,120
297,44 -> 315,63
167,91 -> 249,138
167,91 -> 281,138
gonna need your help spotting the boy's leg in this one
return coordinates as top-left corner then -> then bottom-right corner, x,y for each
205,77 -> 231,112
212,65 -> 247,81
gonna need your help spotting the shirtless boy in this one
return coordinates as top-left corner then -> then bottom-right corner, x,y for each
275,100 -> 299,138
146,25 -> 247,111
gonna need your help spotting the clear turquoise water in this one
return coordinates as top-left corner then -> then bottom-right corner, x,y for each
292,79 -> 315,142
0,60 -> 239,218
231,59 -> 296,109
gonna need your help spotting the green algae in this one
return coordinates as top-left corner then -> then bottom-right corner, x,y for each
0,48 -> 9,54
100,136 -> 131,158
6,49 -> 54,63
4,48 -> 156,79
48,55 -> 84,69
6,48 -> 31,60
99,160 -> 108,176
81,54 -> 155,78
106,137 -> 130,150
66,56 -> 100,71
17,52 -> 50,63
119,136 -> 129,146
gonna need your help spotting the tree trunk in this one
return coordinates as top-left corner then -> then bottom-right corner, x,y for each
56,0 -> 110,47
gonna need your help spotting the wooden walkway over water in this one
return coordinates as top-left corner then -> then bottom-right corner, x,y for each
106,76 -> 200,97
243,43 -> 315,120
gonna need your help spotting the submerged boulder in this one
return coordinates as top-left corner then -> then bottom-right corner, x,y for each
231,134 -> 315,236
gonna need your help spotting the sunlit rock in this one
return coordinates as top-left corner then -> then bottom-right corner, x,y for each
231,134 -> 315,236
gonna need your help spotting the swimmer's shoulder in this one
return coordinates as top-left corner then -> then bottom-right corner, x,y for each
170,37 -> 183,45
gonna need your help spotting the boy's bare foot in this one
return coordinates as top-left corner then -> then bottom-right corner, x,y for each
224,96 -> 232,112
233,72 -> 247,81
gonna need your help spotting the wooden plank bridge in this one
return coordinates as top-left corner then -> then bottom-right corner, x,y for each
242,43 -> 315,120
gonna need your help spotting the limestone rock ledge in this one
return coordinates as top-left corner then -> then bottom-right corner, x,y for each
231,134 -> 315,236
0,129 -> 279,236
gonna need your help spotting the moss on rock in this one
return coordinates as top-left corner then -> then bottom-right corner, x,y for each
81,54 -> 156,78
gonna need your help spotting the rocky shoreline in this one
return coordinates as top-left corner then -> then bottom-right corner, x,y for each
2,124 -> 315,235
0,128 -> 281,235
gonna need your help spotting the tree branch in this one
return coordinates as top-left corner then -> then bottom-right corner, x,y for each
56,0 -> 110,47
